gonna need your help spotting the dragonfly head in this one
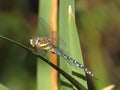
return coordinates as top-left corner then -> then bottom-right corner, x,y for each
30,36 -> 40,47
30,36 -> 51,48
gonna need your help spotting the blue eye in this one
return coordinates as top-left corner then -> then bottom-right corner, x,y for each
34,36 -> 39,45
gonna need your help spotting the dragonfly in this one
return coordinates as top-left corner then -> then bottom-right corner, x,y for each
30,36 -> 96,78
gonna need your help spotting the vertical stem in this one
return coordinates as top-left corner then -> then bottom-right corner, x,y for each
50,0 -> 58,90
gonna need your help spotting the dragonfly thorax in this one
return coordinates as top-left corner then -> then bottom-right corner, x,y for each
30,36 -> 55,53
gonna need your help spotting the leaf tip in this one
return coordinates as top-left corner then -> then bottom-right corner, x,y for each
102,84 -> 115,90
68,5 -> 73,21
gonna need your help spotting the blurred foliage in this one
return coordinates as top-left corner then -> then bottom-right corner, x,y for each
0,0 -> 120,90
75,0 -> 120,90
0,83 -> 10,90
0,0 -> 37,90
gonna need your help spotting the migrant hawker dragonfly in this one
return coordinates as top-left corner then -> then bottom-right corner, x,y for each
30,36 -> 95,78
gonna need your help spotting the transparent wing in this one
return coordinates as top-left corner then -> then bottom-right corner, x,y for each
37,17 -> 51,37
37,17 -> 66,47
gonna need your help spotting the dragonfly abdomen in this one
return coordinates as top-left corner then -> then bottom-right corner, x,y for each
53,46 -> 95,77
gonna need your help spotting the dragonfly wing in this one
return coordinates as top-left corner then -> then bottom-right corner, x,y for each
37,17 -> 50,37
38,17 -> 66,48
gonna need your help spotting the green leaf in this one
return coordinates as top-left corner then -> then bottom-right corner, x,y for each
0,83 -> 10,90
59,0 -> 88,90
37,0 -> 52,90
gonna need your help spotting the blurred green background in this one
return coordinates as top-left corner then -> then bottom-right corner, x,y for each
0,0 -> 120,90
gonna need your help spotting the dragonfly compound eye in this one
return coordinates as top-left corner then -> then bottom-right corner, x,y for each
33,36 -> 40,45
